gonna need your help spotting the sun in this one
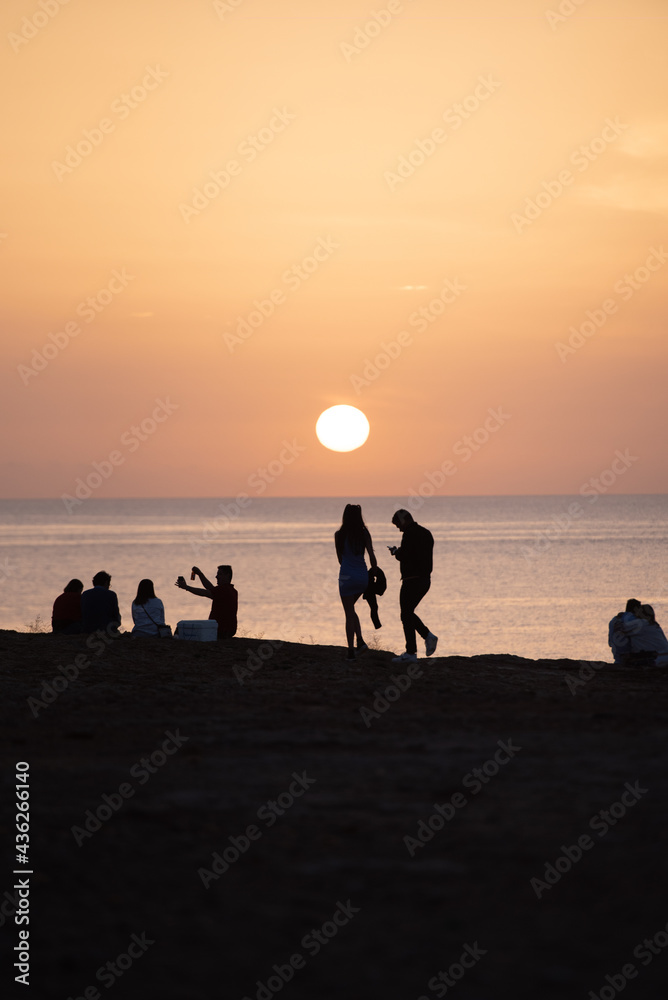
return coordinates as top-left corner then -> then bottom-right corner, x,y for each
315,405 -> 370,452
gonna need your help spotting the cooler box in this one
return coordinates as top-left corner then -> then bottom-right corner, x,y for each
175,620 -> 218,641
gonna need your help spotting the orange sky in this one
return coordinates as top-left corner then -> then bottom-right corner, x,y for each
1,0 -> 667,499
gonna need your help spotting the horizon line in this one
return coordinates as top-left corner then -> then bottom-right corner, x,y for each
1,492 -> 667,502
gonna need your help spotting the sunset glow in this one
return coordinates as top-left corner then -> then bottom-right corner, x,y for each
316,405 -> 370,453
1,0 -> 667,499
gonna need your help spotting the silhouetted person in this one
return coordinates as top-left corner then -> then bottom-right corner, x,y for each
389,509 -> 437,663
623,603 -> 668,667
80,571 -> 121,634
608,597 -> 643,664
176,565 -> 238,639
335,503 -> 377,660
132,579 -> 167,637
51,579 -> 84,634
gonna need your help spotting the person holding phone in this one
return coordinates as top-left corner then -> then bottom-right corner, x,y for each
389,509 -> 437,663
176,565 -> 238,639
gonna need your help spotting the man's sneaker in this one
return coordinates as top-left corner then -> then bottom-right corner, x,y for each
392,651 -> 418,664
425,633 -> 438,657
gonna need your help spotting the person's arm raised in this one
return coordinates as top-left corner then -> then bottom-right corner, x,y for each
175,575 -> 213,599
193,566 -> 216,593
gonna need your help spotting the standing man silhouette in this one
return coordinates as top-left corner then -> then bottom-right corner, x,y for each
389,509 -> 437,663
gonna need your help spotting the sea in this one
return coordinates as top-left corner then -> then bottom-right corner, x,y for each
1,495 -> 667,662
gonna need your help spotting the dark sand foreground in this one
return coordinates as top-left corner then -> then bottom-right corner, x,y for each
2,630 -> 667,1000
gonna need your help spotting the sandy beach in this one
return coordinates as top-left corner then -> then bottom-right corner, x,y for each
3,629 -> 667,999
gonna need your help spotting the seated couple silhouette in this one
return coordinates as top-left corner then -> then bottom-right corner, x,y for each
608,599 -> 668,667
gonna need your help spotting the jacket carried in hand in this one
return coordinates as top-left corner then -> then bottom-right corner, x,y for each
363,566 -> 387,629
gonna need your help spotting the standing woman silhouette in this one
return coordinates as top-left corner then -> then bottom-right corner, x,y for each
335,503 -> 377,660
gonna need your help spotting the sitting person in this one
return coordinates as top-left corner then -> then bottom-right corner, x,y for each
176,564 -> 238,639
131,579 -> 166,637
608,598 -> 644,664
52,579 -> 84,634
80,571 -> 121,634
629,604 -> 668,667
